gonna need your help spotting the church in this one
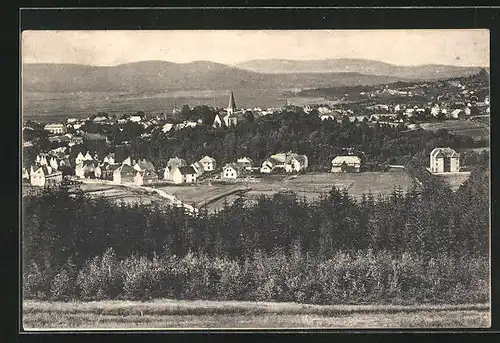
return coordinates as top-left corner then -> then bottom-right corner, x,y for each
213,91 -> 242,128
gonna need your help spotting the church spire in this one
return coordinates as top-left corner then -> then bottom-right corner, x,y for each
227,90 -> 236,114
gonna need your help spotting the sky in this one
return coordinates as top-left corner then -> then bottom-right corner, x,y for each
22,30 -> 490,67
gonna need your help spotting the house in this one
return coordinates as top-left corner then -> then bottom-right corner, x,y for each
190,161 -> 205,176
22,167 -> 30,180
162,123 -> 174,133
236,157 -> 254,170
44,123 -> 66,135
35,154 -> 48,166
349,115 -> 369,123
84,132 -> 109,145
164,157 -> 188,180
320,114 -> 336,121
429,147 -> 460,173
430,104 -> 441,116
331,155 -> 362,173
450,109 -> 462,119
49,157 -> 59,171
223,113 -> 239,127
129,115 -> 143,123
171,166 -> 198,184
99,163 -> 119,180
113,164 -> 137,184
133,159 -> 155,172
122,156 -> 132,166
75,151 -> 94,165
93,116 -> 108,123
199,156 -> 216,172
134,169 -> 159,186
222,163 -> 242,179
75,160 -> 100,179
103,153 -> 116,165
30,165 -> 63,187
260,152 -> 308,173
212,114 -> 224,128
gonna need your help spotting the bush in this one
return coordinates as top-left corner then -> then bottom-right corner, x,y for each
27,249 -> 489,305
76,248 -> 123,300
50,268 -> 73,300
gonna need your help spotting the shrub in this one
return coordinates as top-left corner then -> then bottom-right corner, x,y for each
76,248 -> 123,300
50,268 -> 73,300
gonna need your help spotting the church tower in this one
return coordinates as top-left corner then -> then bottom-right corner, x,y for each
227,91 -> 237,115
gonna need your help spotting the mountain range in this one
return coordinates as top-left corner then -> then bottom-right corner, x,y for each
23,59 -> 486,93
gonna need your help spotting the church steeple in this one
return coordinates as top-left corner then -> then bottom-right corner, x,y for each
227,91 -> 236,115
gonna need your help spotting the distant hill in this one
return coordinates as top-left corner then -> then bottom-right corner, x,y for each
23,60 -> 411,93
235,58 -> 485,80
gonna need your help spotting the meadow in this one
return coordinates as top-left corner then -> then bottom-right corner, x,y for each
151,171 -> 419,211
23,300 -> 490,329
420,120 -> 490,141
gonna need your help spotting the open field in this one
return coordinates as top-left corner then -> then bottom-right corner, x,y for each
154,183 -> 247,209
420,120 -> 490,141
23,299 -> 490,329
245,171 -> 419,202
72,183 -> 173,206
23,170 -> 420,211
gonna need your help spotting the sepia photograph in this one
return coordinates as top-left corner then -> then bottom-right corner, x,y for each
21,28 -> 490,330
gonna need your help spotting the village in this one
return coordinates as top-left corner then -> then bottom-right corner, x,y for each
22,73 -> 488,213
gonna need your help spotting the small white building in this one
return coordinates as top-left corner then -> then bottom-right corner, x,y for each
44,123 -> 66,135
236,157 -> 254,170
331,155 -> 362,173
260,152 -> 308,173
171,166 -> 198,184
199,156 -> 216,172
212,114 -> 224,128
162,123 -> 174,133
222,163 -> 242,179
429,147 -> 460,173
30,165 -> 63,187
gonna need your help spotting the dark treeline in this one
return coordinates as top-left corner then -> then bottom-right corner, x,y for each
23,165 -> 489,275
129,110 -> 488,172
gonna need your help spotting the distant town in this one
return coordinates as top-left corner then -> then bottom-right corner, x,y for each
22,70 -> 490,213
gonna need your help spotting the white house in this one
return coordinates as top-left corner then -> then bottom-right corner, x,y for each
223,114 -> 239,127
162,123 -> 174,133
49,157 -> 59,171
134,169 -> 159,186
113,164 -> 137,184
44,123 -> 66,135
30,165 -> 63,187
331,155 -> 362,173
429,147 -> 460,173
222,163 -> 242,179
75,161 -> 99,179
103,153 -> 116,165
212,114 -> 224,128
431,104 -> 441,116
122,156 -> 132,166
260,152 -> 308,173
171,166 -> 198,184
129,115 -> 142,123
236,157 -> 254,170
191,161 -> 205,176
199,156 -> 216,172
164,157 -> 188,180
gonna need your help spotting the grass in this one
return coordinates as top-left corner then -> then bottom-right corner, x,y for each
109,171 -> 419,211
420,120 -> 489,140
23,299 -> 490,329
